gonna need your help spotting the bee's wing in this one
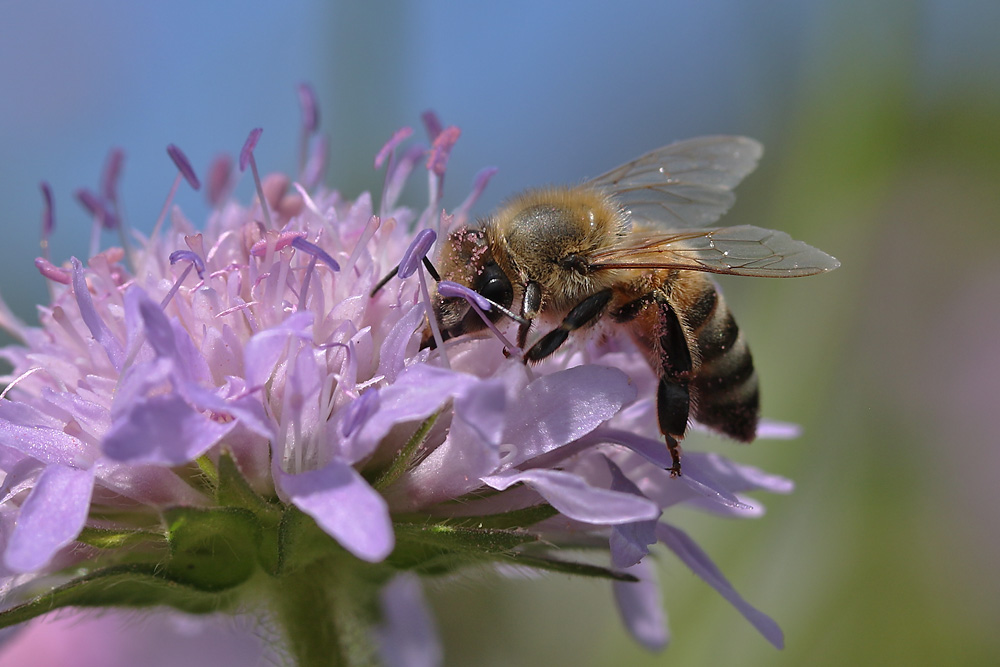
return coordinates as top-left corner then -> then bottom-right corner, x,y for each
587,136 -> 763,229
590,225 -> 840,277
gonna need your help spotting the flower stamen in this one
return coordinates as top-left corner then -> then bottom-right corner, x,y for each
151,143 -> 201,241
162,250 -> 207,309
436,280 -> 523,357
240,128 -> 274,229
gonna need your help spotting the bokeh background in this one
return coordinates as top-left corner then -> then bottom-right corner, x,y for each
2,1 -> 999,665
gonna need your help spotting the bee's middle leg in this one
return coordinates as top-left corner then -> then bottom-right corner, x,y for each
523,288 -> 613,362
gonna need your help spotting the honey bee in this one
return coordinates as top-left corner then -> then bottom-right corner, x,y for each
412,136 -> 839,476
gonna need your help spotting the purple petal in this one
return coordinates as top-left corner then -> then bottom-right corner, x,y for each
137,292 -> 178,361
0,402 -> 90,467
454,378 -> 506,446
585,428 -> 672,469
181,383 -> 275,441
296,82 -> 320,133
4,465 -> 94,573
344,364 -> 484,463
755,419 -> 802,439
103,394 -> 235,465
607,458 -> 659,568
674,456 -> 754,512
166,144 -> 201,190
341,390 -> 380,438
239,128 -> 263,172
375,574 -> 442,667
242,312 -> 314,389
688,452 -> 794,495
613,560 -> 669,651
503,365 -> 637,466
657,522 -> 784,648
279,459 -> 393,562
481,468 -> 659,525
375,304 -> 425,384
397,229 -> 436,279
40,388 -> 111,444
92,459 -> 207,507
397,378 -> 507,505
71,258 -> 124,370
0,459 -> 43,506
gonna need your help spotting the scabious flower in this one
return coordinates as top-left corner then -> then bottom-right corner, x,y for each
0,88 -> 794,666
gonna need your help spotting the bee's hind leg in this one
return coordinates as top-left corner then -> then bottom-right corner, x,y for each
614,291 -> 693,477
523,288 -> 613,362
654,297 -> 694,477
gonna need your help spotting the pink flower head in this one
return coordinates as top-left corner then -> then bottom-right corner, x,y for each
0,93 -> 795,663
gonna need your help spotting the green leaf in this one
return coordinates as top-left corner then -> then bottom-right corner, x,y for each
0,564 -> 237,629
163,507 -> 260,591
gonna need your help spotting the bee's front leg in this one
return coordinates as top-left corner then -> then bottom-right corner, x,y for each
516,281 -> 543,350
523,288 -> 613,362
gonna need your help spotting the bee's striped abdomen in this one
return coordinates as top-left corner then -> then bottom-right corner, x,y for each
686,284 -> 760,442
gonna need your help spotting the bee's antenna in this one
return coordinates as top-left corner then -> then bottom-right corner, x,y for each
370,265 -> 399,296
421,256 -> 441,281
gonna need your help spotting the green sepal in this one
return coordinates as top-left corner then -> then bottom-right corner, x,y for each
388,522 -> 539,573
497,553 -> 639,582
276,506 -> 344,575
76,526 -> 166,551
396,523 -> 538,552
163,507 -> 261,591
440,503 -> 560,530
216,451 -> 275,514
0,564 -> 238,629
370,410 -> 441,491
216,452 -> 282,574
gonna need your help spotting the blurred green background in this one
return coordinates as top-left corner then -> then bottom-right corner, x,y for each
2,1 -> 998,665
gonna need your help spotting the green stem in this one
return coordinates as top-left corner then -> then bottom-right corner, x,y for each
268,559 -> 382,667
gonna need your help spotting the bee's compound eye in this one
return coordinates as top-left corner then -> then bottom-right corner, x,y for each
473,262 -> 513,310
